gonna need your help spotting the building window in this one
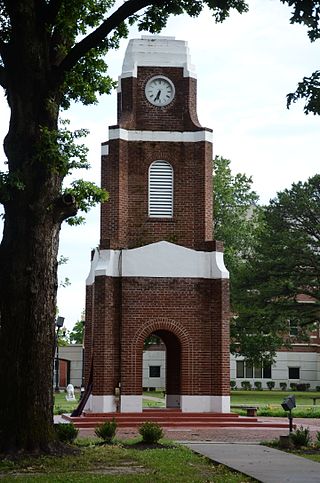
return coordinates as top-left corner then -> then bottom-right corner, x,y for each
236,360 -> 272,379
254,366 -> 262,378
236,361 -> 244,378
149,366 -> 161,378
245,364 -> 253,378
148,160 -> 173,218
289,319 -> 299,337
288,367 -> 300,379
263,364 -> 272,379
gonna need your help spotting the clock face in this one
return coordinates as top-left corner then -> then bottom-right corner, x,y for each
145,76 -> 175,107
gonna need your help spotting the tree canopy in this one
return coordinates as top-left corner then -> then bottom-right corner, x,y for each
282,0 -> 320,113
213,156 -> 261,277
69,318 -> 85,344
232,174 -> 320,365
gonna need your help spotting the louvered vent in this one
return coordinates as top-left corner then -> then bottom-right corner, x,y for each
148,160 -> 173,218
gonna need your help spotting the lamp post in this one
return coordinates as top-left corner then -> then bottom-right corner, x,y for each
281,394 -> 296,433
54,316 -> 65,392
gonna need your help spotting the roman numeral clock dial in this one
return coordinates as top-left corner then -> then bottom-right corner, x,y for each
145,76 -> 175,106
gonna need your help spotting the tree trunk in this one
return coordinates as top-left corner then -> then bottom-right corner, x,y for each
0,213 -> 60,452
0,81 -> 65,451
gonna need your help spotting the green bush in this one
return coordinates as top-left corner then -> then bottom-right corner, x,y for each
316,386 -> 320,392
241,381 -> 252,391
230,380 -> 237,390
254,381 -> 262,391
296,383 -> 310,392
279,382 -> 287,391
54,423 -> 79,443
266,381 -> 275,390
95,419 -> 117,443
290,383 -> 297,391
290,426 -> 311,448
138,421 -> 164,444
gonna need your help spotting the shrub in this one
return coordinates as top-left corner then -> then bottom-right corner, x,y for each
290,426 -> 311,448
254,381 -> 262,391
266,381 -> 275,391
290,383 -> 297,391
296,383 -> 310,392
54,423 -> 79,444
279,382 -> 287,391
139,421 -> 164,444
95,419 -> 117,444
230,380 -> 237,390
316,386 -> 320,392
241,381 -> 252,391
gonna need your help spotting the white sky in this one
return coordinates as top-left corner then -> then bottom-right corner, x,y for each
0,0 -> 319,330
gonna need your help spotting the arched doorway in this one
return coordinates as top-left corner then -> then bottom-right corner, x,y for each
143,330 -> 181,408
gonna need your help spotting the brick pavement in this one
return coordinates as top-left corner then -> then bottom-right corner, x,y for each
76,417 -> 320,443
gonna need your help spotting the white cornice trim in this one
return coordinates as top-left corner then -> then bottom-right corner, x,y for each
108,128 -> 212,143
101,144 -> 109,155
86,241 -> 228,285
121,36 -> 196,80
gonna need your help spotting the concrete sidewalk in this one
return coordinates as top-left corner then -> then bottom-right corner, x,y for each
184,442 -> 320,483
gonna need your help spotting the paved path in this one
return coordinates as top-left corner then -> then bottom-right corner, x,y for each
184,442 -> 320,483
72,416 -> 320,444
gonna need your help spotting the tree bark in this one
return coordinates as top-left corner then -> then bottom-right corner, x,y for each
0,5 -> 67,449
0,91 -> 64,451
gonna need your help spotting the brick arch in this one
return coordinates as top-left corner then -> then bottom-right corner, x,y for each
128,318 -> 194,394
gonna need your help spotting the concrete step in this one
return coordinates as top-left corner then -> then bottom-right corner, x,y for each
62,410 -> 290,429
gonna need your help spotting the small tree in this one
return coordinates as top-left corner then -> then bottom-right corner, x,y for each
266,381 -> 275,391
69,318 -> 85,344
95,419 -> 117,444
230,380 -> 237,390
139,421 -> 163,444
241,381 -> 252,391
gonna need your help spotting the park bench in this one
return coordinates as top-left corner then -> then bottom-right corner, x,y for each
230,405 -> 258,417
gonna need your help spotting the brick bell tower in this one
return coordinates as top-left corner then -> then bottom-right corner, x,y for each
84,36 -> 230,413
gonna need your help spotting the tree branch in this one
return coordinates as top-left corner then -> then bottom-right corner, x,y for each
57,0 -> 155,75
52,193 -> 78,223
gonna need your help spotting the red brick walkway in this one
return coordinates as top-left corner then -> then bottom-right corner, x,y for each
77,417 -> 320,443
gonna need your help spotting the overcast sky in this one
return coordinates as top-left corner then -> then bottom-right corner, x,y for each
0,0 -> 319,330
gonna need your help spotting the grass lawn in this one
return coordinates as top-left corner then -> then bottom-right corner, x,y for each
298,453 -> 320,463
54,391 -> 79,415
231,390 -> 320,406
54,389 -> 320,416
0,440 -> 254,482
231,390 -> 320,417
54,391 -> 166,413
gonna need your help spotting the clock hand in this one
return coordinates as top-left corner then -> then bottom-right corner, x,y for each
154,90 -> 161,101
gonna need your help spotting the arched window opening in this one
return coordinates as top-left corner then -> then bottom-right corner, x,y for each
148,160 -> 173,218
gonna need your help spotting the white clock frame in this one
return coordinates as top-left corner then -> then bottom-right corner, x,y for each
145,75 -> 175,107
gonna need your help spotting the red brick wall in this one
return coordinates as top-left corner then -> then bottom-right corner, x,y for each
100,139 -> 213,249
91,276 -> 121,395
118,67 -> 203,131
100,66 -> 213,250
84,284 -> 94,387
88,276 -> 230,398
